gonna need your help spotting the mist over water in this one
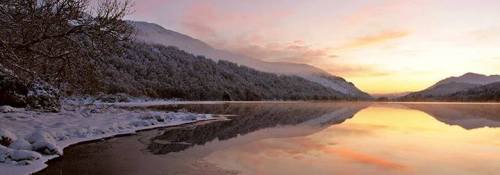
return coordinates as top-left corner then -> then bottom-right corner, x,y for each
36,102 -> 500,175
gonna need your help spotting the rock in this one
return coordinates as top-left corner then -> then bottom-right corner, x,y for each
27,131 -> 62,155
0,145 -> 12,163
0,128 -> 17,147
0,105 -> 16,113
96,93 -> 131,103
31,141 -> 61,155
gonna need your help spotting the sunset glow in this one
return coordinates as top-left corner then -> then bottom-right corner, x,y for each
205,105 -> 500,175
128,0 -> 500,94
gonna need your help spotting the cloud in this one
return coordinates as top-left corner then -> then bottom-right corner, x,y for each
179,1 -> 293,43
180,2 -> 220,39
467,26 -> 500,44
337,31 -> 409,51
343,0 -> 417,24
230,40 -> 331,63
223,38 -> 393,78
322,64 -> 392,77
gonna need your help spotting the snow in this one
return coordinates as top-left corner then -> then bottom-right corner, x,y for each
107,100 -> 303,107
109,100 -> 228,107
10,150 -> 42,162
8,139 -> 31,151
0,101 -> 213,175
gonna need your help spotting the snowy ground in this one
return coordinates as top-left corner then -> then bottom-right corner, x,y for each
107,100 -> 300,107
0,100 -> 213,175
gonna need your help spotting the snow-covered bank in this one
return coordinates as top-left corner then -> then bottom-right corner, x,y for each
108,100 -> 301,107
0,102 -> 213,175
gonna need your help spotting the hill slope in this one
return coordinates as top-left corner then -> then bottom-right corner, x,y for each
445,82 -> 500,101
434,73 -> 500,86
98,42 -> 353,100
401,73 -> 500,101
130,21 -> 371,99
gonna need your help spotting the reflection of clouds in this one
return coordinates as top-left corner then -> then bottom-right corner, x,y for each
232,135 -> 409,173
324,147 -> 409,171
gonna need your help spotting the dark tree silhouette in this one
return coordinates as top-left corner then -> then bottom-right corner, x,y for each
0,0 -> 133,93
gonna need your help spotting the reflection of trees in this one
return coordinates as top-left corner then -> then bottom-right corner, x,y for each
148,103 -> 368,154
404,103 -> 500,129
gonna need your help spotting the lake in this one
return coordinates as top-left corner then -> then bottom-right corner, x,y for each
35,102 -> 500,175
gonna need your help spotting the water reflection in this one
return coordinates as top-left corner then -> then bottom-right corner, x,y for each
205,104 -> 500,175
148,102 -> 368,154
35,102 -> 500,175
402,103 -> 500,129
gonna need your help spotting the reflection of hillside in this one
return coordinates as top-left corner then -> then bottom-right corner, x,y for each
148,103 -> 368,154
403,103 -> 500,129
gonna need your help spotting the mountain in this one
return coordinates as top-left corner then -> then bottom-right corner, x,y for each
434,72 -> 500,86
129,21 -> 371,99
445,82 -> 500,101
99,42 -> 350,101
401,73 -> 500,100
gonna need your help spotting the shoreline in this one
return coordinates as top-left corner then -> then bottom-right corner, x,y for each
0,101 -> 217,175
1,116 -> 216,175
35,117 -> 225,175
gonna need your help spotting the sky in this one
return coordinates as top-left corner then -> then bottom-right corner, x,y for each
126,0 -> 500,94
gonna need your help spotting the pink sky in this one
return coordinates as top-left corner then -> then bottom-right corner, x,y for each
127,0 -> 500,94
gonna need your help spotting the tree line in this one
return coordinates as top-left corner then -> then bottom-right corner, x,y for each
98,43 -> 347,101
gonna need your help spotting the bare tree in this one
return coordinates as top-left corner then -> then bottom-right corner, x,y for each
0,0 -> 133,93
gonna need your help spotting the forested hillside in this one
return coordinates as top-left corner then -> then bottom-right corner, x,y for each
131,21 -> 371,99
444,82 -> 500,101
99,43 -> 350,101
400,73 -> 500,102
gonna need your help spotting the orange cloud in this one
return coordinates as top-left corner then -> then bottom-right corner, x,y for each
337,31 -> 409,51
229,41 -> 331,64
322,63 -> 392,77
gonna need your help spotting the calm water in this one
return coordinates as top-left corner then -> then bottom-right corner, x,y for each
36,102 -> 500,175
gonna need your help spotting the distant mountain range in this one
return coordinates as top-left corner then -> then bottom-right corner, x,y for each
129,21 -> 370,99
401,73 -> 500,101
